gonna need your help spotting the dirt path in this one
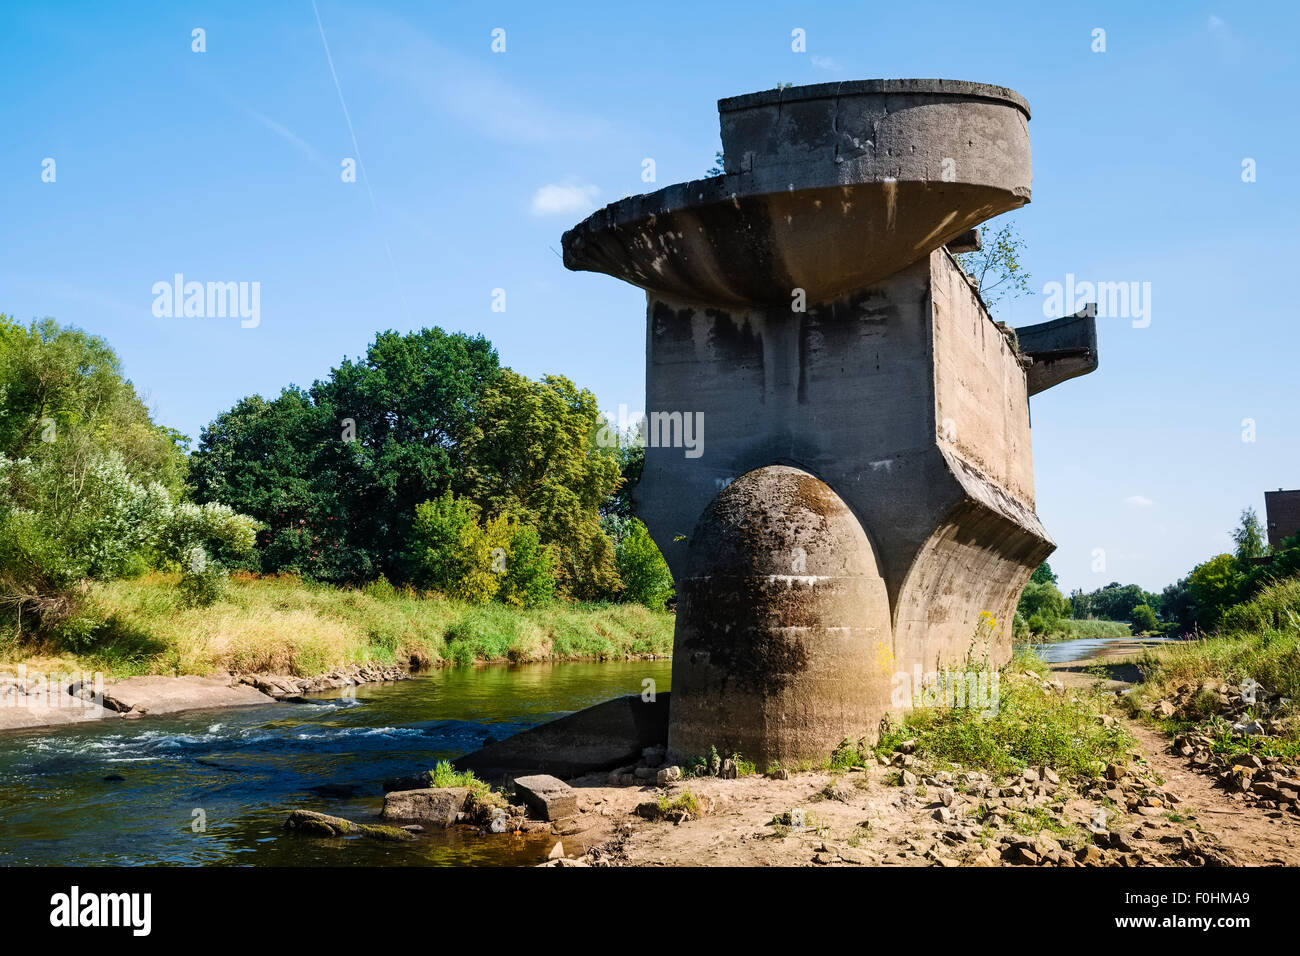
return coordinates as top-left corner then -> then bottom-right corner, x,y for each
1048,650 -> 1300,866
1124,716 -> 1300,865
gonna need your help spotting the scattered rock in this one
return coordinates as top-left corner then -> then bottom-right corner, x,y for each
657,765 -> 682,787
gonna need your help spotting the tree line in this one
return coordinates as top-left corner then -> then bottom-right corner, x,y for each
0,316 -> 673,651
1016,507 -> 1300,637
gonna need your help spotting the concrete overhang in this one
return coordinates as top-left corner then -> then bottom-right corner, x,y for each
1014,306 -> 1099,396
563,79 -> 1032,307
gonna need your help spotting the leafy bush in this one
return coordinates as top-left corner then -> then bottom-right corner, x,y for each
0,451 -> 170,631
498,523 -> 555,608
1188,553 -> 1243,628
411,492 -> 481,593
1129,603 -> 1158,633
612,518 -> 673,611
1220,576 -> 1300,634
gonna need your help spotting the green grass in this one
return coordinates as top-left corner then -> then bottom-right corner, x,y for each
1131,578 -> 1300,753
429,760 -> 491,799
1018,617 -> 1132,644
867,649 -> 1133,782
1136,612 -> 1300,705
656,790 -> 701,818
0,571 -> 674,677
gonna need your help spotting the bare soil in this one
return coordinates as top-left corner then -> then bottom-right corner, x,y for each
534,650 -> 1300,867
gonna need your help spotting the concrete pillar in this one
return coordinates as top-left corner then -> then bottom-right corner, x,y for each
562,79 -> 1096,767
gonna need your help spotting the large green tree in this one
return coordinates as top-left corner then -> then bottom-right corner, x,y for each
191,328 -> 500,582
462,371 -> 623,598
0,318 -> 253,635
0,317 -> 187,491
1187,554 -> 1243,629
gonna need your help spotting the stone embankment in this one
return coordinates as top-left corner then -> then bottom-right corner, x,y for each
0,663 -> 411,732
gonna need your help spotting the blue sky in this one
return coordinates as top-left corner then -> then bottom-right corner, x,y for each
1,1 -> 1296,595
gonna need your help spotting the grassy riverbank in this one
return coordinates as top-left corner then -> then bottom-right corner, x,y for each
1136,579 -> 1300,703
1130,578 -> 1300,759
1017,618 -> 1131,644
1,572 -> 675,678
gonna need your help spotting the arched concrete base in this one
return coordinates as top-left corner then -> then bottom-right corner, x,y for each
667,465 -> 894,768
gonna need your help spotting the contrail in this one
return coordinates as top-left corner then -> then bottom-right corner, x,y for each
311,0 -> 409,318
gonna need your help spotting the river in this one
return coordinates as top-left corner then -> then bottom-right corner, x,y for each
0,661 -> 672,867
1021,634 -> 1176,665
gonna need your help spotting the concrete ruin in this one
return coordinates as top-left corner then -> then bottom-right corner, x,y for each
555,79 -> 1100,769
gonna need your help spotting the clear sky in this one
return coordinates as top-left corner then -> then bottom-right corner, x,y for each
2,1 -> 1296,596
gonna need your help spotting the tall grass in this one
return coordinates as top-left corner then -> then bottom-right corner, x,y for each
872,648 -> 1133,781
1137,578 -> 1300,703
1018,617 -> 1131,644
0,572 -> 674,677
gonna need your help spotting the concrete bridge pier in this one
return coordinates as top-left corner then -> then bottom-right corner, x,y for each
562,79 -> 1098,769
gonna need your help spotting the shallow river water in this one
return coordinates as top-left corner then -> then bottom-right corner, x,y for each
1023,634 -> 1176,665
0,661 -> 671,867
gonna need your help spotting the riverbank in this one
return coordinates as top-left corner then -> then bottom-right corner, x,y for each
1,572 -> 674,680
517,649 -> 1298,866
1016,618 -> 1131,644
0,662 -> 417,732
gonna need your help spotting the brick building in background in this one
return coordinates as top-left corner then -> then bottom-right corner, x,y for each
1264,489 -> 1300,549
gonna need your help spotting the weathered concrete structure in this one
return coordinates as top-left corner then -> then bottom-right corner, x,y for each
560,79 -> 1097,769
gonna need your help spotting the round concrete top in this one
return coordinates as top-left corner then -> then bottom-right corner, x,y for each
563,78 -> 1032,306
718,78 -> 1030,118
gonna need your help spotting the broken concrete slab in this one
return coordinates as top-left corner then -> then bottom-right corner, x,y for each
98,676 -> 275,715
455,692 -> 669,781
513,774 -> 578,821
380,787 -> 469,825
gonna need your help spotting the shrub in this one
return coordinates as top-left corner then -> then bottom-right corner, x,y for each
1129,603 -> 1158,633
614,519 -> 674,611
498,523 -> 555,608
1188,553 -> 1243,628
411,492 -> 480,592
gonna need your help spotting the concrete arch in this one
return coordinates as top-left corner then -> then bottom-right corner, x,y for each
667,464 -> 895,767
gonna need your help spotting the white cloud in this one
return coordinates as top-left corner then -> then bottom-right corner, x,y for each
530,182 -> 600,216
1124,495 -> 1154,508
811,55 -> 844,73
